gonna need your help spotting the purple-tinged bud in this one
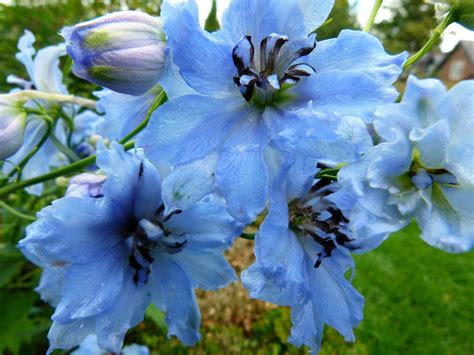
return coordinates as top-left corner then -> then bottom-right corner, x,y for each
62,11 -> 166,96
65,173 -> 106,198
0,93 -> 27,161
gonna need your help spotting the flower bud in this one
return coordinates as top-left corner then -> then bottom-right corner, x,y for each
65,173 -> 106,198
429,0 -> 474,29
62,11 -> 167,96
0,93 -> 27,161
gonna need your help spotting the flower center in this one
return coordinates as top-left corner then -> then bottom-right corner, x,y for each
125,207 -> 186,286
232,33 -> 316,105
289,174 -> 357,268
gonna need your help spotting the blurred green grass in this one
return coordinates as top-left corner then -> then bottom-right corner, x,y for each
121,223 -> 474,354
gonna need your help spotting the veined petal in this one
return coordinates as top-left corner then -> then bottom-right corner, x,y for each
220,0 -> 309,43
161,0 -> 236,96
215,113 -> 269,223
137,95 -> 247,166
33,43 -> 68,94
95,269 -> 152,352
309,30 -> 407,83
151,255 -> 201,346
165,196 -> 242,249
52,245 -> 127,322
161,153 -> 217,214
48,318 -> 96,354
169,248 -> 237,290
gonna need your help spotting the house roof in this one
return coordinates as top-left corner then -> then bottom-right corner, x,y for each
434,40 -> 474,71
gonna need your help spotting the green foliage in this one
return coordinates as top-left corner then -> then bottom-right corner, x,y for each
317,0 -> 359,40
375,0 -> 438,54
204,0 -> 220,32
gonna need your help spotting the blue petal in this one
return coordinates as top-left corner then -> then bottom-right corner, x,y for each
151,255 -> 201,346
242,200 -> 307,306
169,248 -> 236,291
20,197 -> 123,264
267,108 -> 372,166
165,196 -> 243,249
52,245 -> 127,322
133,155 -> 163,221
308,30 -> 407,83
48,318 -> 96,354
15,30 -> 36,80
293,70 -> 400,121
220,0 -> 310,43
95,270 -> 152,352
96,143 -> 142,215
299,238 -> 364,341
215,113 -> 268,223
32,43 -> 68,94
161,153 -> 217,214
161,0 -> 236,96
95,88 -> 159,141
137,95 -> 247,166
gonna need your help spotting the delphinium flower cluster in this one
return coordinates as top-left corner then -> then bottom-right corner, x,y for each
0,0 -> 473,353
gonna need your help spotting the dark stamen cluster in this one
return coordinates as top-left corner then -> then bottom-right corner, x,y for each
290,167 -> 358,268
232,34 -> 316,101
127,163 -> 187,286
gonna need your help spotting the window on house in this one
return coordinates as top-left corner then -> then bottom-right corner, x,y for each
449,60 -> 465,81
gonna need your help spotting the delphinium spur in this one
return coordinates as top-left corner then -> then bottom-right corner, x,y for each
19,143 -> 242,352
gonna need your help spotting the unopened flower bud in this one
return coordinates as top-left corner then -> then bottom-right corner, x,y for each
65,173 -> 106,198
0,93 -> 27,161
62,11 -> 167,96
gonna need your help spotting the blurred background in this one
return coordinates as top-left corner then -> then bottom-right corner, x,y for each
0,0 -> 473,354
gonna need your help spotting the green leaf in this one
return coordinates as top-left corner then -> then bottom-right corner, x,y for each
145,304 -> 168,333
204,0 -> 220,32
0,244 -> 24,288
0,290 -> 38,354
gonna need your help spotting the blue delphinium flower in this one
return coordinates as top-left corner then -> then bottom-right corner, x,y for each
19,143 -> 242,352
241,145 -> 374,353
72,334 -> 149,355
62,11 -> 167,96
137,0 -> 407,223
339,76 -> 474,253
2,31 -> 103,195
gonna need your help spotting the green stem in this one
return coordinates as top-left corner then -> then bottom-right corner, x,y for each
15,90 -> 96,110
49,134 -> 81,162
6,116 -> 53,180
0,200 -> 36,222
119,91 -> 167,144
363,0 -> 383,33
404,12 -> 455,70
239,233 -> 255,240
0,141 -> 135,197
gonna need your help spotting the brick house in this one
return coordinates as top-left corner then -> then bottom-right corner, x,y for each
435,41 -> 474,84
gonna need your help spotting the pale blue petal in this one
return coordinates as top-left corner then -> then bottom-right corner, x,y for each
95,88 -> 159,141
48,318 -> 96,354
309,30 -> 407,83
16,30 -> 36,80
165,196 -> 242,249
215,114 -> 268,223
53,245 -> 127,322
151,255 -> 201,346
161,153 -> 217,214
32,43 -> 67,94
161,0 -> 236,96
137,95 -> 247,165
95,270 -> 152,352
169,248 -> 236,290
